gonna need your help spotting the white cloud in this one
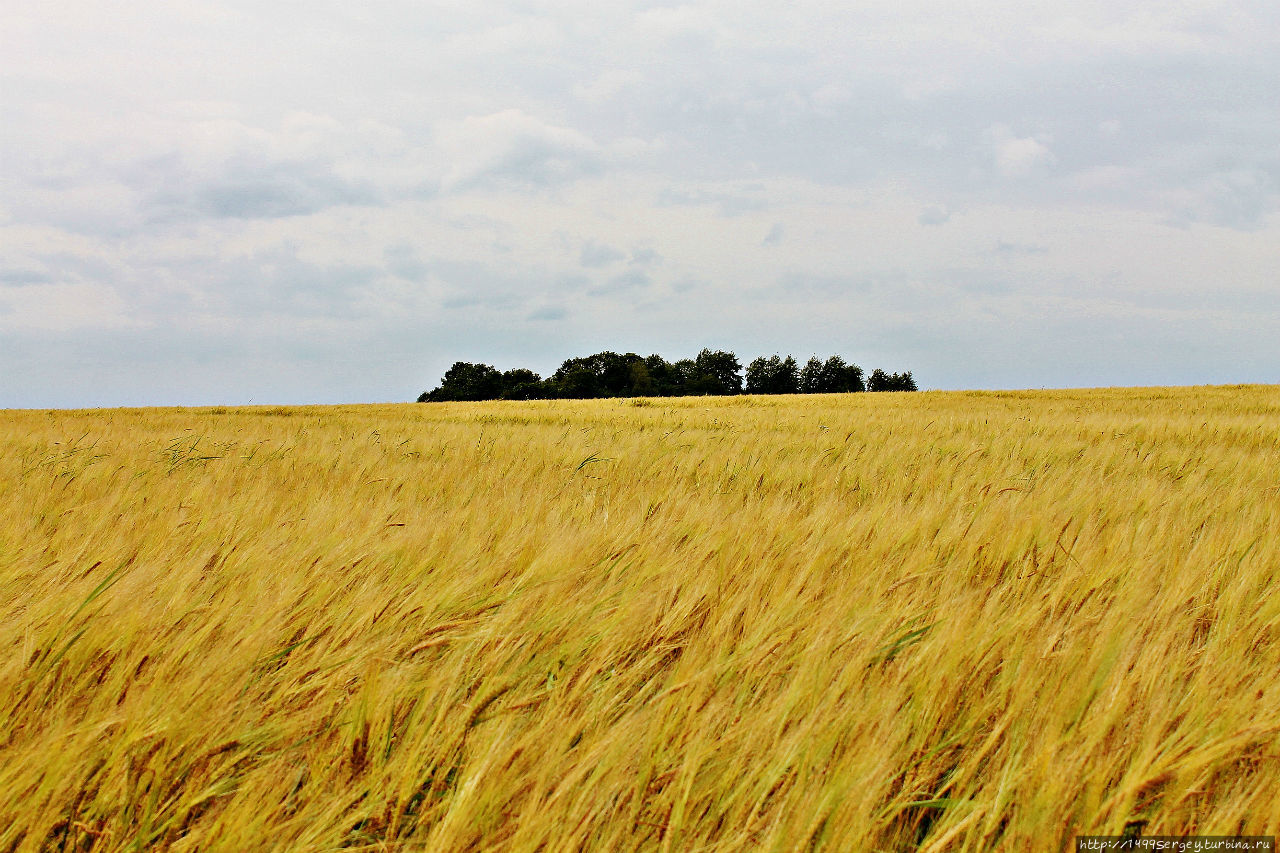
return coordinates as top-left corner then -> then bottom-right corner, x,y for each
436,110 -> 601,191
2,0 -> 1278,405
991,126 -> 1057,179
0,282 -> 138,332
807,84 -> 851,116
580,241 -> 626,268
633,5 -> 723,43
918,206 -> 951,226
574,70 -> 647,104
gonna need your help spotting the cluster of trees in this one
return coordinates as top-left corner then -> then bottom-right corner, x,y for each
418,350 -> 917,402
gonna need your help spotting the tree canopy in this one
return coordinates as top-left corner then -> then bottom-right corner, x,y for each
866,369 -> 918,392
418,350 -> 915,402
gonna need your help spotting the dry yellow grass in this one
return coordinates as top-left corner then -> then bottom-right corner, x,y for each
2,386 -> 1278,851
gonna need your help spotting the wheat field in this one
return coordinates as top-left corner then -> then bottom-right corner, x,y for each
2,386 -> 1278,851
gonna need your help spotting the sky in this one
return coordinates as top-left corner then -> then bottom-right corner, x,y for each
2,0 -> 1277,407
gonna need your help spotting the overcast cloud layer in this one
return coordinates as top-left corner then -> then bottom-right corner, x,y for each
3,0 -> 1278,406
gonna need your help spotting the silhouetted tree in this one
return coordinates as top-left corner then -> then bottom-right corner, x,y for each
420,361 -> 504,401
499,368 -> 545,400
629,360 -> 656,396
692,349 -> 744,395
418,350 -> 907,401
600,353 -> 643,396
545,352 -> 653,397
800,357 -> 824,393
745,355 -> 800,394
671,359 -> 699,395
548,359 -> 597,398
803,355 -> 864,393
829,356 -> 866,393
868,369 -> 917,392
643,354 -> 680,396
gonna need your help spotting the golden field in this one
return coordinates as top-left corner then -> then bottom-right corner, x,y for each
2,386 -> 1278,851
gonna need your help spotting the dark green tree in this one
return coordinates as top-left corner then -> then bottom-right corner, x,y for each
547,359 -> 599,398
643,354 -> 680,396
868,369 -> 917,392
547,352 -> 650,398
745,355 -> 800,394
820,355 -> 864,393
671,358 -> 699,396
418,350 -> 901,401
692,349 -> 744,395
801,355 -> 865,393
420,361 -> 504,401
598,352 -> 643,396
499,368 -> 545,400
799,357 -> 825,393
629,360 -> 656,396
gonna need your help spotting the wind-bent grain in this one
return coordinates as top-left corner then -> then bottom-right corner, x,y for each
1,386 -> 1278,851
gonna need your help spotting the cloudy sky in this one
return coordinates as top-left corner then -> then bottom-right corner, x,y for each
3,0 -> 1277,406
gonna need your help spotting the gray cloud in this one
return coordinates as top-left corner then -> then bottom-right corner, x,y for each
0,269 -> 55,286
436,110 -> 604,192
580,241 -> 626,268
657,186 -> 771,217
156,165 -> 377,222
384,245 -> 430,282
628,247 -> 662,267
1164,165 -> 1277,231
918,206 -> 950,226
991,242 -> 1050,258
197,246 -> 386,319
590,269 -> 653,296
2,0 -> 1278,405
528,304 -> 568,321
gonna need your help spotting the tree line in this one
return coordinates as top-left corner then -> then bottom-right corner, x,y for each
418,350 -> 917,402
